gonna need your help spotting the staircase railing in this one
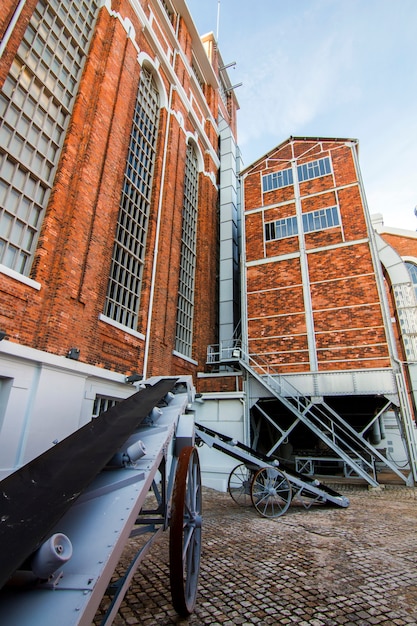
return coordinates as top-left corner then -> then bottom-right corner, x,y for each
236,348 -> 409,486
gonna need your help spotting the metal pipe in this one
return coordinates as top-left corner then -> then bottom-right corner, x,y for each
371,419 -> 382,445
0,0 -> 27,59
239,170 -> 250,448
31,534 -> 72,579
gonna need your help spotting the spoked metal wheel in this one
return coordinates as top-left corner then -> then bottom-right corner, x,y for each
169,446 -> 202,617
251,466 -> 292,518
227,463 -> 255,506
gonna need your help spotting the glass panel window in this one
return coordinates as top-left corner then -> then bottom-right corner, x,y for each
0,0 -> 99,275
175,144 -> 199,358
191,59 -> 204,91
265,215 -> 298,241
104,68 -> 160,330
262,157 -> 331,193
160,0 -> 174,24
262,167 -> 293,192
92,395 -> 119,418
265,206 -> 340,242
303,206 -> 340,233
297,156 -> 331,183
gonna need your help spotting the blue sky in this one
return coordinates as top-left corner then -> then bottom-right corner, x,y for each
186,0 -> 417,231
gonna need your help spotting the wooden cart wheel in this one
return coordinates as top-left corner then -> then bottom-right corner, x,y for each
169,446 -> 202,617
251,466 -> 292,518
227,463 -> 255,506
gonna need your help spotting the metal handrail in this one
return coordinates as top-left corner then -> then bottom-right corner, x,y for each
242,350 -> 374,468
237,348 -> 409,484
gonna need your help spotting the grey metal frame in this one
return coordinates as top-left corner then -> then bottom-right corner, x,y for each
196,423 -> 350,513
240,349 -> 411,486
0,379 -> 196,625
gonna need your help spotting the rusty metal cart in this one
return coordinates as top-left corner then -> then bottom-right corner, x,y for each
196,423 -> 349,518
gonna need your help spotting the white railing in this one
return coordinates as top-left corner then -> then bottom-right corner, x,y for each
206,340 -> 242,364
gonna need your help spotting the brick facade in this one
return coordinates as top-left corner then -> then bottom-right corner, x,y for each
379,231 -> 417,259
376,224 -> 417,385
0,1 -> 236,390
242,137 -> 391,373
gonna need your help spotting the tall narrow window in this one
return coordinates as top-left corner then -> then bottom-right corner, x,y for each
104,68 -> 160,330
175,143 -> 199,358
0,0 -> 99,275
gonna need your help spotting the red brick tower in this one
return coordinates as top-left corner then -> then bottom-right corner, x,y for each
242,137 -> 391,373
239,137 -> 416,484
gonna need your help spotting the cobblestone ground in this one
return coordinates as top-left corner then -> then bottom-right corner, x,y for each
94,484 -> 417,626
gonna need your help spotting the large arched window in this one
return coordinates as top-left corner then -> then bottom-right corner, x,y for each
0,0 -> 99,275
104,67 -> 160,330
405,261 -> 417,299
174,143 -> 199,358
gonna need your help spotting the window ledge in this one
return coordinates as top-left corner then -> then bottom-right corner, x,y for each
98,313 -> 145,340
173,349 -> 198,365
0,264 -> 41,290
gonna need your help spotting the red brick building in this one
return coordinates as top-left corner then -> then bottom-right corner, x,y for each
373,216 -> 417,431
1,4 -> 416,488
237,137 -> 417,484
243,137 -> 390,373
0,0 -> 240,474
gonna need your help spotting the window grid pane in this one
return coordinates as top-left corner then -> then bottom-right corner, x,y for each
262,167 -> 293,192
160,0 -> 174,25
265,206 -> 340,242
175,144 -> 199,357
0,0 -> 99,274
92,395 -> 119,418
302,206 -> 340,233
104,69 -> 160,330
297,156 -> 331,183
262,157 -> 332,193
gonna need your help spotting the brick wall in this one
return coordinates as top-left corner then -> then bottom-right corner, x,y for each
380,232 -> 417,258
243,138 -> 391,373
197,375 -> 243,394
0,1 -> 224,389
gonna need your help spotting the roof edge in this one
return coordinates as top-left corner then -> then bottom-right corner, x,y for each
241,135 -> 359,176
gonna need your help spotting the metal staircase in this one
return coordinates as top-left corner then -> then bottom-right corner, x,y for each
236,350 -> 411,487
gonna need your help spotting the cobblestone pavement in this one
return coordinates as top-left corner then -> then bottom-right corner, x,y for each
94,484 -> 417,626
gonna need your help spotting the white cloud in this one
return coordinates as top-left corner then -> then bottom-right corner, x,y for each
188,0 -> 417,230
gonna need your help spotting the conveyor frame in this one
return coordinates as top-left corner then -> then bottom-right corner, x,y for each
0,377 -> 201,625
195,423 -> 349,516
